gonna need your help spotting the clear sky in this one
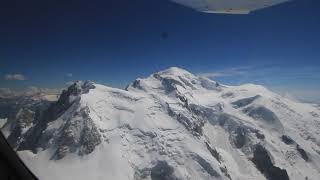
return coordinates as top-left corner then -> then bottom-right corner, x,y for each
1,0 -> 320,103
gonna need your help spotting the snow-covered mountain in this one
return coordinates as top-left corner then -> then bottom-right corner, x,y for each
2,67 -> 320,180
0,92 -> 56,137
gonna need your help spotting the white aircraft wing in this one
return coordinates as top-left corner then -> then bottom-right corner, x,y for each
170,0 -> 291,14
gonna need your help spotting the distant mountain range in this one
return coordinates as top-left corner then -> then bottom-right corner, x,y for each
0,87 -> 60,101
1,67 -> 320,180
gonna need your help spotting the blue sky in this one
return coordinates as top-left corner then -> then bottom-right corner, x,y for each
1,0 -> 320,102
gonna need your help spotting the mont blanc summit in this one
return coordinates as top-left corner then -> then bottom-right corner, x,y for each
1,67 -> 320,180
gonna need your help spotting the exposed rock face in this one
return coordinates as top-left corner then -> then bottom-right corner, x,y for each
280,135 -> 309,162
199,77 -> 221,91
150,161 -> 178,180
43,80 -> 95,124
53,107 -> 101,159
252,145 -> 290,180
6,108 -> 35,149
167,103 -> 206,136
162,77 -> 185,93
254,130 -> 265,140
205,142 -> 222,163
192,154 -> 220,177
127,79 -> 143,90
233,126 -> 247,148
16,81 -> 97,154
0,95 -> 51,128
134,161 -> 180,180
78,108 -> 101,155
0,93 -> 53,151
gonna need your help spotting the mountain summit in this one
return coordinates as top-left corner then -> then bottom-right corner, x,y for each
2,67 -> 320,180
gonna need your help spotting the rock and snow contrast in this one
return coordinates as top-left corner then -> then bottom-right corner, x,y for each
1,67 -> 320,180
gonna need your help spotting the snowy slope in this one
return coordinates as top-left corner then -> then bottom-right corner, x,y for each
2,67 -> 320,180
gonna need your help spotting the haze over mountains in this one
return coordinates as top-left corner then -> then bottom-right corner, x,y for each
0,87 -> 60,101
1,67 -> 320,180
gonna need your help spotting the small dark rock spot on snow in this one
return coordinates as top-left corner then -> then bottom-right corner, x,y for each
150,161 -> 178,180
282,135 -> 295,145
254,130 -> 265,140
131,79 -> 143,90
221,92 -> 235,98
296,145 -> 309,161
310,111 -> 319,117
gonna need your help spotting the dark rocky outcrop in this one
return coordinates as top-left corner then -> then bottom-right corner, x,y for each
233,127 -> 247,148
192,154 -> 220,177
162,78 -> 186,93
221,92 -> 234,98
280,135 -> 309,161
126,79 -> 143,90
152,73 -> 187,94
175,92 -> 189,108
6,108 -> 35,149
252,144 -> 290,180
296,145 -> 309,161
205,142 -> 221,163
178,76 -> 195,90
176,113 -> 204,136
0,94 -> 52,149
150,161 -> 178,180
254,130 -> 265,140
199,77 -> 221,91
220,166 -> 232,180
134,161 -> 179,180
78,108 -> 101,156
282,135 -> 295,145
188,104 -> 219,119
18,81 -> 96,154
53,107 -> 101,160
167,103 -> 206,136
